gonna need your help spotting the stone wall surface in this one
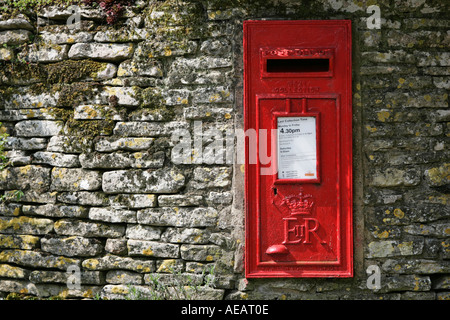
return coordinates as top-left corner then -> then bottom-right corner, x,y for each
0,0 -> 448,300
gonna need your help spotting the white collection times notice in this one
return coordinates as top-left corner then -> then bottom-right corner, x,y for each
277,116 -> 317,180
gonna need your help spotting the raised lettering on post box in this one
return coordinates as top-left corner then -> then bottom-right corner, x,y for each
244,20 -> 353,278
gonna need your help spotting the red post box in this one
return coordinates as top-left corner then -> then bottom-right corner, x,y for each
244,20 -> 353,278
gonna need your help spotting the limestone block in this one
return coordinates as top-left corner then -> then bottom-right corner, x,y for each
109,194 -> 156,209
157,195 -> 204,207
161,227 -> 211,244
189,167 -> 232,189
125,224 -> 161,240
0,216 -> 53,235
89,207 -> 137,224
127,239 -> 179,258
23,204 -> 88,218
0,249 -> 79,270
68,43 -> 134,61
106,270 -> 143,284
367,238 -> 424,258
0,234 -> 40,250
0,165 -> 50,191
54,219 -> 125,238
95,137 -> 154,152
41,236 -> 103,257
113,121 -> 189,137
137,207 -> 218,227
0,29 -> 32,45
51,168 -> 102,191
102,168 -> 185,194
21,44 -> 69,63
0,15 -> 34,31
79,152 -> 132,169
29,270 -> 104,285
15,120 -> 63,137
82,255 -> 155,273
180,244 -> 223,262
57,191 -> 108,206
33,151 -> 80,167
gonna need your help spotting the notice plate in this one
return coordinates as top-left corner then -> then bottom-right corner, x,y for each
277,116 -> 317,180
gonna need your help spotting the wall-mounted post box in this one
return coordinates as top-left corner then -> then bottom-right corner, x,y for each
243,20 -> 353,278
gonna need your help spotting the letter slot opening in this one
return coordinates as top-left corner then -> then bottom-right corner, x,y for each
266,58 -> 329,73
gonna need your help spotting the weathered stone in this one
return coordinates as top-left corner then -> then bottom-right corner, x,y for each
0,235 -> 40,250
54,219 -> 125,238
424,163 -> 450,189
137,207 -> 218,227
82,255 -> 155,273
191,86 -> 233,104
134,39 -> 197,59
0,264 -> 30,279
161,227 -> 211,244
369,168 -> 421,187
367,238 -> 424,258
74,105 -> 123,120
0,29 -> 32,45
105,239 -> 128,255
0,15 -> 34,31
0,279 -> 38,296
106,270 -> 143,285
41,236 -> 103,257
382,259 -> 450,274
127,240 -> 179,258
95,137 -> 154,152
381,275 -> 432,293
0,216 -> 53,235
47,136 -> 90,154
126,224 -> 161,240
4,137 -> 47,151
89,207 -> 137,223
102,168 -> 185,194
143,272 -> 203,286
0,249 -> 79,270
433,276 -> 450,290
157,195 -> 204,207
2,87 -> 58,109
103,86 -> 140,106
79,152 -> 132,169
0,47 -> 13,61
23,204 -> 88,218
109,194 -> 156,209
39,30 -> 94,44
15,120 -> 63,137
57,191 -> 108,206
155,259 -> 184,273
29,270 -> 104,285
113,121 -> 189,137
33,151 -> 80,167
5,150 -> 31,166
184,106 -> 233,120
94,29 -> 149,43
21,44 -> 69,63
189,167 -> 232,189
51,168 -> 102,191
68,43 -> 134,61
117,59 -> 163,77
0,203 -> 21,217
207,191 -> 233,205
180,244 -> 222,262
404,221 -> 450,238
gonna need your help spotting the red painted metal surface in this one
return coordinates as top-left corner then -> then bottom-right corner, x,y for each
244,20 -> 353,278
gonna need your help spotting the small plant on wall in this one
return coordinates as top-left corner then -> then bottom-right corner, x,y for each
82,0 -> 135,24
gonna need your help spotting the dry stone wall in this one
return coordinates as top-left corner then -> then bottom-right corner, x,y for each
0,0 -> 449,300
